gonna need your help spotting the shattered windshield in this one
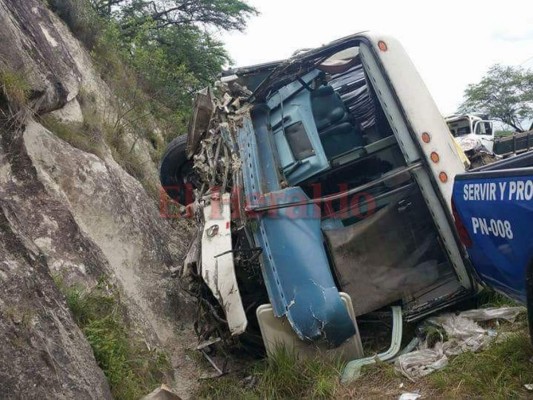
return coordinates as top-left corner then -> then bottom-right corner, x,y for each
448,117 -> 472,137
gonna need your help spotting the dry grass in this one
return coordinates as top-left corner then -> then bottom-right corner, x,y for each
336,362 -> 426,399
0,69 -> 29,107
39,114 -> 105,158
40,98 -> 160,200
0,68 -> 30,119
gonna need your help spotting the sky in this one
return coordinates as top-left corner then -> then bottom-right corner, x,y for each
220,0 -> 533,115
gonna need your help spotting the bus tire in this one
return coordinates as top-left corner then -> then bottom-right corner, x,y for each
159,136 -> 195,205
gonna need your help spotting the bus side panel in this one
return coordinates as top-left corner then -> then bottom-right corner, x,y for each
453,173 -> 533,303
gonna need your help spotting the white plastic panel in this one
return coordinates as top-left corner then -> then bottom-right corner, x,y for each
201,192 -> 247,335
256,293 -> 364,361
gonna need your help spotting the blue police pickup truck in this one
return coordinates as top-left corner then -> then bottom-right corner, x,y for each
452,151 -> 533,339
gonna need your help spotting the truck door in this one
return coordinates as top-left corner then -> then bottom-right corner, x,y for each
474,120 -> 495,154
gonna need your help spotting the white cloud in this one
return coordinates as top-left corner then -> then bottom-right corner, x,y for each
220,0 -> 533,114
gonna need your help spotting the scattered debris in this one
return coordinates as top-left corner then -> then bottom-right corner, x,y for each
459,307 -> 523,323
242,375 -> 258,390
141,384 -> 182,400
395,307 -> 524,380
524,384 -> 533,391
196,337 -> 222,350
398,392 -> 421,400
200,350 -> 225,376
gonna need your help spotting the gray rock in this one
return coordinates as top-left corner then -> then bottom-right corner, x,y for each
0,207 -> 112,399
0,0 -> 203,398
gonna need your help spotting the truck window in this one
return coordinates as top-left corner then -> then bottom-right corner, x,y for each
447,117 -> 472,137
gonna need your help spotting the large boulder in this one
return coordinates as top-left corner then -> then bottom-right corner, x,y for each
0,0 -> 201,397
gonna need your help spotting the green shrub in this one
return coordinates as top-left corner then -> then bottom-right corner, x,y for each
0,68 -> 30,111
104,124 -> 145,177
39,114 -> 105,158
197,347 -> 342,400
59,280 -> 171,400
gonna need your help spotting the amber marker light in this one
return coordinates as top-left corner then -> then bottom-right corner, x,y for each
378,41 -> 388,52
430,152 -> 440,163
421,132 -> 431,143
439,172 -> 448,183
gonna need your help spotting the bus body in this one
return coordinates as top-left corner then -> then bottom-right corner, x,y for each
161,32 -> 479,351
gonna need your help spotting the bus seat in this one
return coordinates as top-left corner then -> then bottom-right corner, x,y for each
311,85 -> 363,158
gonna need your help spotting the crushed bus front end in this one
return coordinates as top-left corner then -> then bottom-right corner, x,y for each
160,32 -> 475,354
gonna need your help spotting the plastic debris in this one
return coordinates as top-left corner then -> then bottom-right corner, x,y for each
395,306 -> 524,380
141,384 -> 182,400
458,307 -> 523,323
395,342 -> 449,379
398,392 -> 421,400
524,384 -> 533,391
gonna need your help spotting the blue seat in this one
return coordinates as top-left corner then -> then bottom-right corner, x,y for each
311,85 -> 363,158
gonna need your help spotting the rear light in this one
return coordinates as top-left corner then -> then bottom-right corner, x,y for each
452,199 -> 472,248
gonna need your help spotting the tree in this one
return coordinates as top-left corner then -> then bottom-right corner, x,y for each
50,0 -> 258,149
459,64 -> 533,132
87,0 -> 257,108
91,0 -> 257,32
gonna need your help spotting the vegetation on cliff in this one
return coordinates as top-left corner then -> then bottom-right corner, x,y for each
48,0 -> 257,145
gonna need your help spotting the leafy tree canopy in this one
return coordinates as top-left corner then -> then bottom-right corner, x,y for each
90,0 -> 257,32
73,0 -> 256,133
49,0 -> 257,146
459,64 -> 533,132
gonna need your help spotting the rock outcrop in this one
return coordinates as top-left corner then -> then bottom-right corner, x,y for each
0,207 -> 112,399
0,0 -> 199,398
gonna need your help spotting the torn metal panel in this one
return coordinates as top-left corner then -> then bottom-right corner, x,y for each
187,87 -> 215,158
342,306 -> 403,383
201,192 -> 247,335
181,227 -> 202,278
237,112 -> 356,347
252,199 -> 356,346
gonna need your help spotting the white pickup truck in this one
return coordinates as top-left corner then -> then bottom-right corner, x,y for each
446,114 -> 496,155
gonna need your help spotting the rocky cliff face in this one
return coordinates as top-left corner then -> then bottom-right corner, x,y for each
0,208 -> 112,399
0,0 -> 198,398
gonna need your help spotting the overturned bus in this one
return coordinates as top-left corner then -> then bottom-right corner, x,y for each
160,32 -> 479,367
